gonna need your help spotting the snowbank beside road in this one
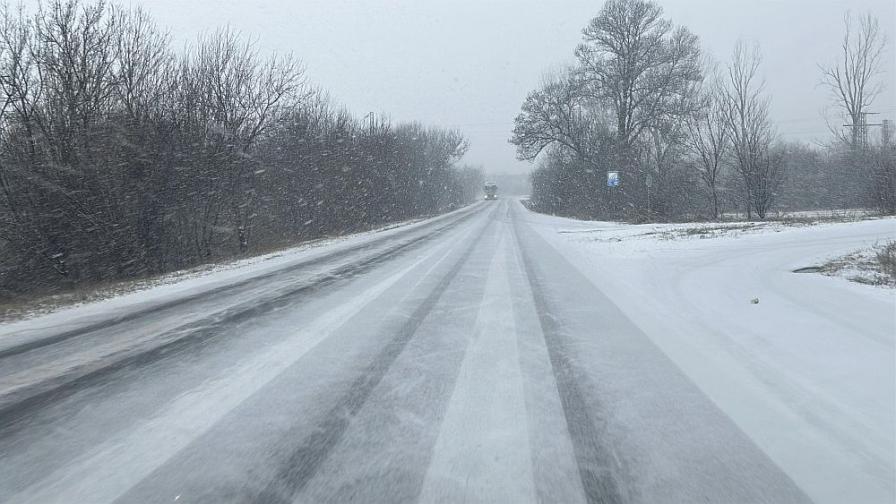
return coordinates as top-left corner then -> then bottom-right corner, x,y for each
519,203 -> 896,504
0,204 -> 479,341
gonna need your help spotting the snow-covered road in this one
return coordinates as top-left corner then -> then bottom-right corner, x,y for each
0,199 -> 892,503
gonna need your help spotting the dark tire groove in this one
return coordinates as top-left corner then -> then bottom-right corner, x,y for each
511,213 -> 624,504
0,208 -> 481,431
257,210 -> 497,503
0,204 -> 483,360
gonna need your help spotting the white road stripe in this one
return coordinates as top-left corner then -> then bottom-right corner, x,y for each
418,227 -> 537,503
7,230 -> 467,504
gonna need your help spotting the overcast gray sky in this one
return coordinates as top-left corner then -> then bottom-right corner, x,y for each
127,1 -> 894,173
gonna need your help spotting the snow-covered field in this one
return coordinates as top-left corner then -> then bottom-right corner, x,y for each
521,208 -> 896,504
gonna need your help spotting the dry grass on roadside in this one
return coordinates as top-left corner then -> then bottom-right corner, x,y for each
819,241 -> 896,288
653,223 -> 762,240
0,274 -> 196,323
874,241 -> 896,282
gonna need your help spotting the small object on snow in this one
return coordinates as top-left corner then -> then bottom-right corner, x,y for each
750,297 -> 760,304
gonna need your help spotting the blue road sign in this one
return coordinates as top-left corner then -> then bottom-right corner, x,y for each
607,171 -> 620,188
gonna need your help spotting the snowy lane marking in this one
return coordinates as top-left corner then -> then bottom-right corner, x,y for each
418,227 -> 537,504
0,203 -> 485,348
506,226 -> 588,504
511,216 -> 624,504
0,208 -> 481,425
260,211 -> 497,501
4,222 -> 470,504
290,207 -> 502,503
521,204 -> 893,504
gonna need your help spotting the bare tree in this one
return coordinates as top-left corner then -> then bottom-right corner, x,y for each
642,118 -> 689,218
0,4 -> 51,271
575,0 -> 702,151
510,70 -> 596,163
572,0 -> 702,218
111,6 -> 172,121
176,28 -> 306,254
510,70 -> 621,217
720,41 -> 784,219
820,12 -> 887,150
685,77 -> 729,218
0,0 -> 481,297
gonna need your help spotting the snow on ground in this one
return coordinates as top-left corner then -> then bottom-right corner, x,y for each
0,206 -> 469,340
819,241 -> 896,287
724,208 -> 877,221
520,204 -> 896,504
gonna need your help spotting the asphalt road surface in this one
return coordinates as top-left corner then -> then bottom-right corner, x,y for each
0,199 -> 813,503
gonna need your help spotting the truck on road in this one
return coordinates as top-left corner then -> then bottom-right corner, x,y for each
484,182 -> 498,200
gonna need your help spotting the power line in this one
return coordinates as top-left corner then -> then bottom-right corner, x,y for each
843,111 -> 884,150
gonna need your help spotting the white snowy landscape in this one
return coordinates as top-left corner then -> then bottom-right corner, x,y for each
2,200 -> 893,503
523,205 -> 896,504
1,0 -> 894,502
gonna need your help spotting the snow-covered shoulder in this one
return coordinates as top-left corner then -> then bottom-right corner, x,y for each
0,204 -> 477,341
518,200 -> 895,504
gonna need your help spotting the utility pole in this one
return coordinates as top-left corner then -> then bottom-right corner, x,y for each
844,111 -> 883,150
361,112 -> 375,133
881,119 -> 893,146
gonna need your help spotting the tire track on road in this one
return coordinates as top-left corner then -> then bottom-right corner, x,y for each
0,205 -> 486,430
255,206 -> 498,503
0,204 -> 484,360
511,209 -> 625,504
3,227 -> 474,504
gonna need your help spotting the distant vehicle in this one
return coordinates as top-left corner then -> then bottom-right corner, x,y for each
484,182 -> 498,200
